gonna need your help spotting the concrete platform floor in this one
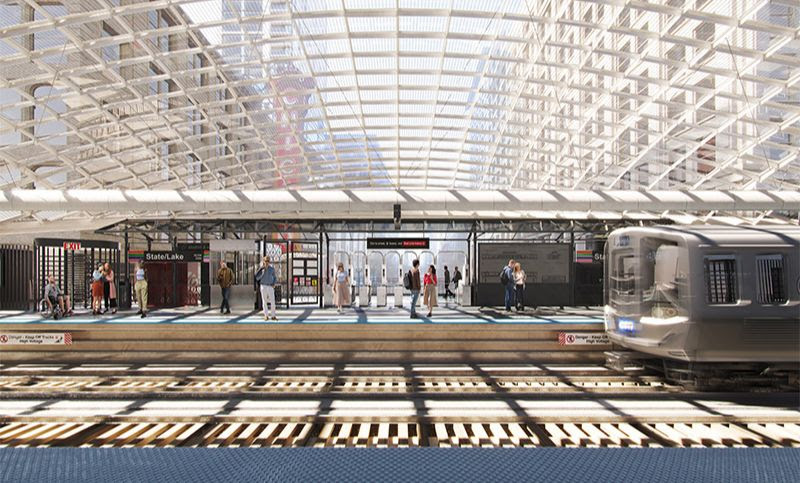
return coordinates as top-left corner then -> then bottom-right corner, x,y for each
0,305 -> 604,325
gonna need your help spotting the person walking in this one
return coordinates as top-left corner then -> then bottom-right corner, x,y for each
332,263 -> 351,313
91,265 -> 104,315
452,266 -> 463,305
217,261 -> 234,315
423,265 -> 438,317
443,265 -> 454,302
513,262 -> 526,312
134,263 -> 148,318
407,259 -> 422,319
501,259 -> 515,311
255,256 -> 278,321
103,263 -> 117,314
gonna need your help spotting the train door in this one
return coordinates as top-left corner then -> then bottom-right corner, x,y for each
367,252 -> 384,295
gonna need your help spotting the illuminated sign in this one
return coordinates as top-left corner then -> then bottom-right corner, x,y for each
367,238 -> 430,250
617,318 -> 636,333
63,242 -> 81,251
143,251 -> 203,263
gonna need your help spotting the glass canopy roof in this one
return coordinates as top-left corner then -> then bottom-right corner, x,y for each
1,0 -> 799,195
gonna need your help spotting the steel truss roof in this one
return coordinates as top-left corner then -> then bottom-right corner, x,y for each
1,0 -> 800,225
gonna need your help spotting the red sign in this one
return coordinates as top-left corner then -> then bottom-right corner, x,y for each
63,242 -> 81,251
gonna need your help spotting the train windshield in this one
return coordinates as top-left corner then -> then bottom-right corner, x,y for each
608,237 -> 688,318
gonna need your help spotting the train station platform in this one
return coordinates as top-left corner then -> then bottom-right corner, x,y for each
0,306 -> 607,365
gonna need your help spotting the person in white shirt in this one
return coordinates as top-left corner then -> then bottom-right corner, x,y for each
332,262 -> 351,313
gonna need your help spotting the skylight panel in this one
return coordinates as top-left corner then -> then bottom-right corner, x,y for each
399,16 -> 448,32
351,38 -> 395,53
354,57 -> 397,70
349,16 -> 395,33
399,38 -> 444,53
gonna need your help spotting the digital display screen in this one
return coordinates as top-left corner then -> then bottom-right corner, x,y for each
617,318 -> 636,333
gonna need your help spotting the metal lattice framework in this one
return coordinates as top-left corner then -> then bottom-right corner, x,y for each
1,0 -> 800,224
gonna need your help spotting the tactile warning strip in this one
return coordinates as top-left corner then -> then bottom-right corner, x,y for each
0,447 -> 798,483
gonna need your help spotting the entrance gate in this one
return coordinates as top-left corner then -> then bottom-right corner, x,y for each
35,238 -> 120,311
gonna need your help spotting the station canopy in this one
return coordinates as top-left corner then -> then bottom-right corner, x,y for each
0,1 -> 799,225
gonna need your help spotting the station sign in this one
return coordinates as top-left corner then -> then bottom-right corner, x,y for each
0,332 -> 72,345
63,241 -> 81,251
143,251 -> 204,263
367,238 -> 430,250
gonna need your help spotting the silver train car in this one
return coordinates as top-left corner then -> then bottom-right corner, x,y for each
604,225 -> 800,363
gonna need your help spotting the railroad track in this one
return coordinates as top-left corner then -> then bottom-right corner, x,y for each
1,364 -> 796,448
1,420 -> 798,448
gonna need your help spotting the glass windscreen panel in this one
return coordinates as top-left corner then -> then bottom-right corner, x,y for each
609,236 -> 687,317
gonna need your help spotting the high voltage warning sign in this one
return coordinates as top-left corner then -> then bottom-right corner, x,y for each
558,332 -> 609,345
0,333 -> 72,345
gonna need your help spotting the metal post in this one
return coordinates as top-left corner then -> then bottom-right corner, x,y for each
319,230 -> 323,308
123,229 -> 130,310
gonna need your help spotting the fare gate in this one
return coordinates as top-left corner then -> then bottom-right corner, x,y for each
0,245 -> 34,310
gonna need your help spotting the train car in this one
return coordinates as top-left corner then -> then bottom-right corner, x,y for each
604,225 -> 800,363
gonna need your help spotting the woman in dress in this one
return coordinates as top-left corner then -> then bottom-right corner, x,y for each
91,265 -> 104,315
423,265 -> 438,317
332,262 -> 350,313
513,262 -> 526,311
103,263 -> 117,314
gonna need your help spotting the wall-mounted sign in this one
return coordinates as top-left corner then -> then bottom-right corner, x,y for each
367,238 -> 430,250
558,332 -> 609,346
0,332 -> 72,345
143,251 -> 204,263
63,241 -> 81,251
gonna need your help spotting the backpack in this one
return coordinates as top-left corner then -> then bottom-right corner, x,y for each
500,268 -> 509,285
403,271 -> 412,290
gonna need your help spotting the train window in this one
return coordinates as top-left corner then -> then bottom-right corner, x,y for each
704,255 -> 738,304
756,254 -> 786,304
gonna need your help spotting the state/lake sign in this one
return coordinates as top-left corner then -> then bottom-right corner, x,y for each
143,251 -> 203,262
0,333 -> 72,345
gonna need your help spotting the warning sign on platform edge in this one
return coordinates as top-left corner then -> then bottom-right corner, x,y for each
558,332 -> 609,346
0,333 -> 72,345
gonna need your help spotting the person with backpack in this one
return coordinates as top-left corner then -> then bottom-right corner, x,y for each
452,266 -> 463,305
501,259 -> 515,311
403,259 -> 422,318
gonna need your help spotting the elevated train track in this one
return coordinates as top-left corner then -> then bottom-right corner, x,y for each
0,363 -> 797,448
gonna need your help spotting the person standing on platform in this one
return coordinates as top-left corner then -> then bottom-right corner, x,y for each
333,262 -> 351,314
423,265 -> 438,318
443,265 -> 455,302
134,263 -> 148,318
103,263 -> 117,314
217,261 -> 234,315
501,259 -> 515,311
407,259 -> 422,319
256,256 -> 278,321
452,266 -> 463,305
513,262 -> 527,312
91,265 -> 104,315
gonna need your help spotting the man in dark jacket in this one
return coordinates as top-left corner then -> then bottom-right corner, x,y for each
217,261 -> 234,314
502,259 -> 515,311
443,266 -> 454,301
409,259 -> 421,318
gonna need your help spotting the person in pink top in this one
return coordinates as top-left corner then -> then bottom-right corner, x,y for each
103,263 -> 117,314
423,265 -> 438,318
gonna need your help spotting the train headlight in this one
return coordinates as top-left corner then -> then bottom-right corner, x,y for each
617,318 -> 636,334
